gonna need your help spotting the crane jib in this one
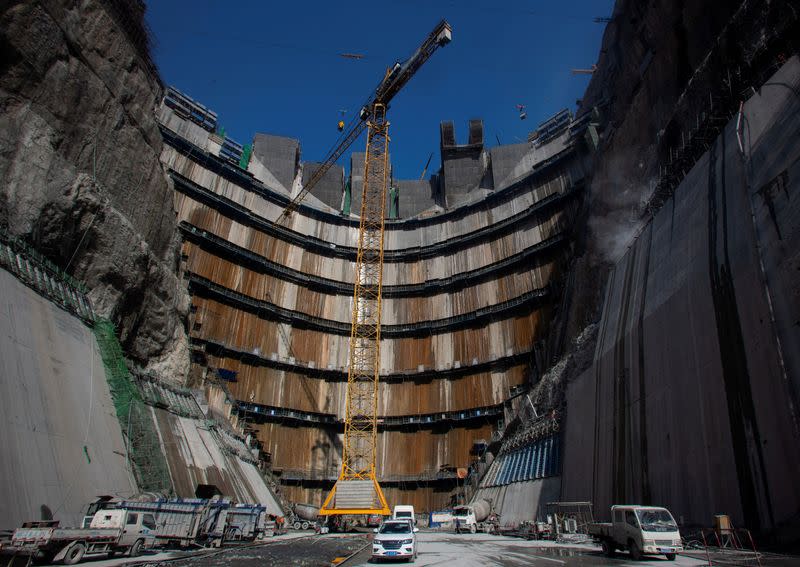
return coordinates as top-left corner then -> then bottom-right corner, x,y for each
274,20 -> 451,225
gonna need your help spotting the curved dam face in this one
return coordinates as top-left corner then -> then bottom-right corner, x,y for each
0,268 -> 134,528
161,100 -> 587,512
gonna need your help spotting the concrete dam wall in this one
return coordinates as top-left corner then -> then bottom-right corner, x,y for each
562,57 -> 800,539
158,89 -> 590,510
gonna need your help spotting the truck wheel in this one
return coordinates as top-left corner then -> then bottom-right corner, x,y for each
130,538 -> 144,558
665,553 -> 677,561
469,524 -> 477,534
293,521 -> 302,530
601,540 -> 615,557
629,540 -> 643,561
63,542 -> 86,565
301,521 -> 309,530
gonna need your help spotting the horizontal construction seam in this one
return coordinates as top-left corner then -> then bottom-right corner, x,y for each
187,272 -> 551,337
193,336 -> 533,382
172,170 -> 579,261
181,220 -> 566,297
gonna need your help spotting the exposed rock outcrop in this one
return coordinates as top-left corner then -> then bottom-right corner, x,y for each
0,0 -> 188,379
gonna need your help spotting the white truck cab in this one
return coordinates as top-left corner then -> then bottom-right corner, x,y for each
452,505 -> 477,532
452,501 -> 497,534
90,509 -> 157,545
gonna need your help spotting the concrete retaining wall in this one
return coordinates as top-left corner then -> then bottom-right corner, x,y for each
474,477 -> 561,527
0,269 -> 134,529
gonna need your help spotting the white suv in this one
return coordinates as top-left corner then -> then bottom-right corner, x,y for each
372,519 -> 418,562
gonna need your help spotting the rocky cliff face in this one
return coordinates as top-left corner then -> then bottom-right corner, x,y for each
0,0 -> 188,379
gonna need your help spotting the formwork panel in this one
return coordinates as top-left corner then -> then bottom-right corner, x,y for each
253,423 -> 493,480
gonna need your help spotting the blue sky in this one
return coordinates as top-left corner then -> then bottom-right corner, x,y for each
146,0 -> 613,179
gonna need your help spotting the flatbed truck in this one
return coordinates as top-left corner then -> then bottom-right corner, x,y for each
588,505 -> 683,561
6,509 -> 155,564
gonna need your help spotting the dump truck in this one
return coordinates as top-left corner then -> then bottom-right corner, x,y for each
224,504 -> 271,541
119,498 -> 270,547
452,499 -> 499,534
588,505 -> 683,561
7,509 -> 156,565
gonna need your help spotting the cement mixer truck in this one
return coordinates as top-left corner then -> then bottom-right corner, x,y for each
290,503 -> 320,530
452,499 -> 499,534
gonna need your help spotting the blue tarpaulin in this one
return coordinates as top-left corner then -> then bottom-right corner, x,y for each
217,368 -> 238,382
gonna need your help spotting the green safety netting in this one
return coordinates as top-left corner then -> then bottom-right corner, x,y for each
93,318 -> 171,493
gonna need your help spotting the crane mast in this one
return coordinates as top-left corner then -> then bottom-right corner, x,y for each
276,20 -> 452,517
319,102 -> 391,515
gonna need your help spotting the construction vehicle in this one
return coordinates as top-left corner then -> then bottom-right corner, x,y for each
371,519 -> 419,561
291,503 -> 320,530
272,19 -> 452,518
453,499 -> 499,534
392,504 -> 416,525
116,498 -> 271,547
587,505 -> 683,561
83,496 -> 272,547
6,509 -> 156,565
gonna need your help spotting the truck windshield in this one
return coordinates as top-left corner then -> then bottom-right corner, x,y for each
395,512 -> 412,518
452,508 -> 469,517
636,509 -> 678,532
380,523 -> 411,534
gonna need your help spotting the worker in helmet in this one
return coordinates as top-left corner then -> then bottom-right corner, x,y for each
338,120 -> 345,131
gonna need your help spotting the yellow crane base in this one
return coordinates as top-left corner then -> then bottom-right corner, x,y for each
318,477 -> 390,516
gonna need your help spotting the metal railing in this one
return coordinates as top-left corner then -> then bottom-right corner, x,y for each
0,229 -> 94,323
277,468 -> 459,484
235,400 -> 506,430
135,371 -> 204,419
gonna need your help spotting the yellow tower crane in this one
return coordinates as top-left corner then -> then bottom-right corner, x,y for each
274,20 -> 452,516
